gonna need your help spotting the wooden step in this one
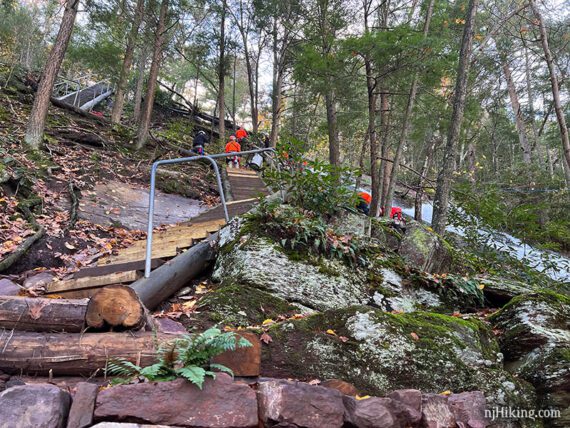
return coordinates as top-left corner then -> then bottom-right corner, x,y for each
46,270 -> 141,295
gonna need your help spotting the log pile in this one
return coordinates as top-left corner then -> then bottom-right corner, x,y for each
0,234 -> 219,377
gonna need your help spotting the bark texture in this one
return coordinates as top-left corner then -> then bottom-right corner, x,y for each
432,0 -> 478,234
24,0 -> 79,149
136,0 -> 169,149
111,0 -> 145,124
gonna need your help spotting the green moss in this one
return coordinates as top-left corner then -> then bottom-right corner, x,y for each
199,284 -> 299,326
262,306 -> 533,409
489,290 -> 570,322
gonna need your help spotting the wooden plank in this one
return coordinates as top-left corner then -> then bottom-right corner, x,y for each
97,219 -> 226,266
74,259 -> 165,278
46,271 -> 141,293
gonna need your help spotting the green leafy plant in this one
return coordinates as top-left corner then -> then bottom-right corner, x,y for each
108,328 -> 252,389
247,199 -> 362,265
264,139 -> 359,218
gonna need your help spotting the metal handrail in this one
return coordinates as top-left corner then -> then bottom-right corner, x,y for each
144,147 -> 277,277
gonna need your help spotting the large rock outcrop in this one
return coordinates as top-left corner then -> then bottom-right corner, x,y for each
211,216 -> 480,321
490,292 -> 570,427
212,220 -> 370,312
262,306 -> 536,410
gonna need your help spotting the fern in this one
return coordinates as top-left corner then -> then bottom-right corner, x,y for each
107,328 -> 251,388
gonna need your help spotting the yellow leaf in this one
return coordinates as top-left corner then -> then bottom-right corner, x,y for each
440,390 -> 452,396
356,395 -> 370,400
326,329 -> 337,336
478,284 -> 485,290
182,300 -> 197,310
262,319 -> 275,326
223,325 -> 233,332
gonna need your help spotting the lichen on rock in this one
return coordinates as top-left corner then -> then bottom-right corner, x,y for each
490,291 -> 570,427
212,234 -> 370,312
263,306 -> 536,410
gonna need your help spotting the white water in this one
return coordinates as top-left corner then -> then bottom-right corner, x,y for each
394,198 -> 570,283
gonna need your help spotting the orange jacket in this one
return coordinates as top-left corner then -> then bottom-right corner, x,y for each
225,141 -> 241,153
236,129 -> 248,139
359,191 -> 372,205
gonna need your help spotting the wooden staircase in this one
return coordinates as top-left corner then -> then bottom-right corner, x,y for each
45,168 -> 269,298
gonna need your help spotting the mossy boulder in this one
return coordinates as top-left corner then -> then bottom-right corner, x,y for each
330,210 -> 371,237
478,276 -> 536,306
370,218 -> 402,251
212,232 -> 370,312
398,221 -> 452,274
198,284 -> 303,326
262,306 -> 536,410
490,292 -> 570,427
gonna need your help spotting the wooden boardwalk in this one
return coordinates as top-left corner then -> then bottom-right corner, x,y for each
46,168 -> 268,297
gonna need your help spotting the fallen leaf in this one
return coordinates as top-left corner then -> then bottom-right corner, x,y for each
308,379 -> 321,385
440,390 -> 452,396
355,395 -> 370,400
478,284 -> 485,290
326,329 -> 337,336
410,332 -> 420,341
260,332 -> 273,344
262,318 -> 275,326
64,242 -> 76,250
28,301 -> 48,320
339,336 -> 349,343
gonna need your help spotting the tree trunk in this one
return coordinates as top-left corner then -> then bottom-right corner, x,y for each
501,56 -> 532,164
85,285 -> 146,330
432,0 -> 478,234
378,92 -> 391,211
384,0 -> 435,217
24,0 -> 79,149
0,296 -> 88,333
218,0 -> 227,142
130,237 -> 217,310
136,0 -> 169,149
414,133 -> 438,221
133,46 -> 148,123
236,19 -> 258,133
325,89 -> 340,165
269,18 -> 284,148
111,0 -> 145,124
522,39 -> 542,164
367,64 -> 380,217
529,0 -> 570,188
0,330 -> 179,376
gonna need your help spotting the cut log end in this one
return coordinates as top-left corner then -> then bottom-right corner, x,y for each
85,285 -> 145,330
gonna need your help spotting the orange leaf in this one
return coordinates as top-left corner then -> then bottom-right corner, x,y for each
410,332 -> 420,341
260,332 -> 273,344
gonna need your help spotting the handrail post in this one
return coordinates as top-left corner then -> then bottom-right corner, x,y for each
144,163 -> 159,277
143,148 -> 276,278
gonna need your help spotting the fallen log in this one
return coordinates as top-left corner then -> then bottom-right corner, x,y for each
0,330 -> 179,376
85,285 -> 145,330
0,286 -> 147,333
130,235 -> 218,310
0,296 -> 87,332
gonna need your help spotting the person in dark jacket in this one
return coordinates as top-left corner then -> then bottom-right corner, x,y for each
192,130 -> 208,155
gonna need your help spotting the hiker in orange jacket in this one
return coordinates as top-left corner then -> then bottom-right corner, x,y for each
235,127 -> 249,151
235,127 -> 248,141
225,136 -> 241,168
357,190 -> 371,215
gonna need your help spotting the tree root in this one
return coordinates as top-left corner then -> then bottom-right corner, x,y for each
0,225 -> 45,273
67,182 -> 80,230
